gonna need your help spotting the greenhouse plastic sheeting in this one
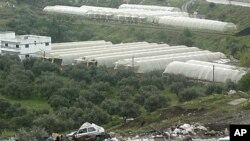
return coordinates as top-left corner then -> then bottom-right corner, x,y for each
52,41 -> 112,50
58,44 -> 171,65
186,60 -> 240,70
83,45 -> 185,60
49,42 -> 149,54
206,0 -> 250,7
44,5 -> 88,15
116,50 -> 212,63
115,52 -> 226,73
54,43 -> 169,65
87,47 -> 200,67
118,4 -> 181,12
158,16 -> 237,32
163,61 -> 246,83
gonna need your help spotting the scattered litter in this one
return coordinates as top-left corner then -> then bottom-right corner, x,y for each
228,98 -> 248,105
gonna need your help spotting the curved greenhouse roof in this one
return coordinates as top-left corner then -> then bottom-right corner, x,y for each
44,5 -> 88,15
50,42 -> 149,54
119,4 -> 181,12
86,47 -> 200,67
55,43 -> 163,56
51,41 -> 112,50
82,45 -> 183,60
163,61 -> 246,83
115,52 -> 226,73
186,60 -> 239,69
158,16 -> 237,32
57,44 -> 171,65
117,50 -> 212,63
206,0 -> 250,7
44,5 -> 237,32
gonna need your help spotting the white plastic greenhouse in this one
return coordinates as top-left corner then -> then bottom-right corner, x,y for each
43,5 -> 188,23
51,41 -> 112,50
116,50 -> 212,63
115,51 -> 226,73
158,16 -> 237,32
118,4 -> 181,12
49,42 -> 150,55
82,44 -> 183,60
56,43 -> 170,65
186,60 -> 239,69
163,61 -> 247,83
206,0 -> 250,7
56,43 -> 165,57
43,5 -> 237,32
50,42 -> 148,54
84,47 -> 201,67
43,5 -> 88,16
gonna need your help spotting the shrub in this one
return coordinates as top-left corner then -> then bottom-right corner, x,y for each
238,73 -> 250,92
205,83 -> 225,95
179,87 -> 204,102
144,95 -> 170,112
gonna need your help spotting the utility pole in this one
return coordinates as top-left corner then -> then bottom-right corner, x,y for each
212,65 -> 215,82
132,56 -> 134,72
43,51 -> 45,61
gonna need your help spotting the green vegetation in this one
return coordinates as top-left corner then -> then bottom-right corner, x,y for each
238,73 -> 250,92
1,54 -> 249,138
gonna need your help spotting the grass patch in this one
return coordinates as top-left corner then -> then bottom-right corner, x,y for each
0,94 -> 51,110
0,130 -> 16,138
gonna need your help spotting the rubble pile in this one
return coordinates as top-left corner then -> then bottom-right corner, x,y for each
166,123 -> 229,140
124,123 -> 229,141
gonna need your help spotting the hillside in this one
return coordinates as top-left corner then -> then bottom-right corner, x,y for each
0,0 -> 249,66
0,0 -> 250,140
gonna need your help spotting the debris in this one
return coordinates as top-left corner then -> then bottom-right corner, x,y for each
218,136 -> 229,141
205,130 -> 216,136
227,90 -> 236,95
228,98 -> 248,105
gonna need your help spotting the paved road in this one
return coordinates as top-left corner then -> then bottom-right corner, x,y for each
181,0 -> 195,12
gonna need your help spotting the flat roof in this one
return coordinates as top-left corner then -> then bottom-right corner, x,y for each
16,35 -> 51,39
0,31 -> 15,34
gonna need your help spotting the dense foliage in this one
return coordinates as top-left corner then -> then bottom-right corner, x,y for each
0,55 -> 246,137
0,55 -> 170,135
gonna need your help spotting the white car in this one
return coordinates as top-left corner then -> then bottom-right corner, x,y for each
74,122 -> 105,139
66,131 -> 77,140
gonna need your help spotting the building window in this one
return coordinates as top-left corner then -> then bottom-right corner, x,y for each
5,43 -> 8,47
16,45 -> 19,48
25,44 -> 29,48
45,42 -> 49,46
34,41 -> 37,45
25,54 -> 29,58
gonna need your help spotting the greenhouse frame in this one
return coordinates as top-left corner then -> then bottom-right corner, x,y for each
83,47 -> 201,67
163,61 -> 247,83
43,5 -> 237,32
186,60 -> 240,69
206,0 -> 250,7
55,43 -> 170,65
49,42 -> 150,55
52,40 -> 112,50
115,51 -> 227,73
158,16 -> 237,32
118,4 -> 181,12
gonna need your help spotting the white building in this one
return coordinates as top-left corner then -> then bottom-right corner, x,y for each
0,31 -> 51,59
